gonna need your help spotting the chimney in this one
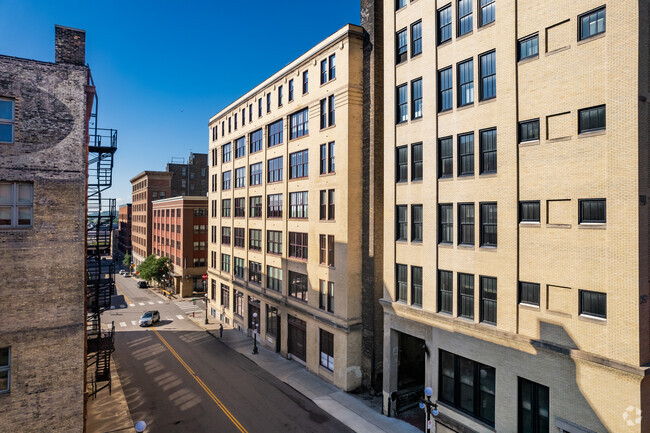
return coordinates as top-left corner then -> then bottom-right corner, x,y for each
55,25 -> 86,66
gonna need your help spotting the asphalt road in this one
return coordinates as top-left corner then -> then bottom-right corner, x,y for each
104,271 -> 352,433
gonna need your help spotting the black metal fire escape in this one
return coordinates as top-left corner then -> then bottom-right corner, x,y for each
86,71 -> 118,398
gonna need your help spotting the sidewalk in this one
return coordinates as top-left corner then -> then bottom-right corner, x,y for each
86,358 -> 136,433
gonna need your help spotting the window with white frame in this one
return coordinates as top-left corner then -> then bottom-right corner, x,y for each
0,182 -> 33,227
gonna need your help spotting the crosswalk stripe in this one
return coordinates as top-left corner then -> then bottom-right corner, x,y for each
129,304 -> 135,307
119,322 -> 127,327
176,315 -> 184,320
139,303 -> 145,306
165,317 -> 173,321
158,301 -> 163,304
148,302 -> 154,305
131,321 -> 137,326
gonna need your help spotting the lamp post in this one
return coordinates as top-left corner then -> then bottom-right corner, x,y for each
203,279 -> 208,324
135,420 -> 147,432
252,312 -> 258,354
419,386 -> 439,433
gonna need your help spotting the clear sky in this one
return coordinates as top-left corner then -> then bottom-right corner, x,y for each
0,0 -> 361,206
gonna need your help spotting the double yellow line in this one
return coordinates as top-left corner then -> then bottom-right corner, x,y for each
151,327 -> 248,433
115,283 -> 132,305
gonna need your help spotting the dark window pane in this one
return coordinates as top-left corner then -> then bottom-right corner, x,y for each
580,7 -> 606,40
438,6 -> 452,44
480,128 -> 497,173
519,201 -> 540,223
458,133 -> 474,176
519,119 -> 539,142
479,51 -> 496,100
578,105 -> 606,133
458,0 -> 473,36
458,59 -> 474,106
438,67 -> 453,112
579,199 -> 606,223
411,143 -> 423,181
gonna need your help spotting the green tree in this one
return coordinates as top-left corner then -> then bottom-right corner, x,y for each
122,253 -> 131,267
137,255 -> 170,285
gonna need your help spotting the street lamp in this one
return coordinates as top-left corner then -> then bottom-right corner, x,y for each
252,312 -> 258,354
135,420 -> 147,433
203,279 -> 208,324
419,386 -> 439,433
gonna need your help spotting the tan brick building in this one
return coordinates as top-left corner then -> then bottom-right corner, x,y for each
118,203 -> 132,258
380,1 -> 649,432
207,24 -> 377,391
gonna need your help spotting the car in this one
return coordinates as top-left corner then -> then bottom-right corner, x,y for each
137,281 -> 148,289
119,270 -> 125,275
124,273 -> 131,278
139,311 -> 160,327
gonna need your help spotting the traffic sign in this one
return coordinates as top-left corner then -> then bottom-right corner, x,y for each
202,273 -> 208,280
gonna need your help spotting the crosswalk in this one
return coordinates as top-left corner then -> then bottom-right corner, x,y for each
178,302 -> 203,315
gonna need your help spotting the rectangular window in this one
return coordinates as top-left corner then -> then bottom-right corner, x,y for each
396,28 -> 408,64
328,95 -> 335,126
438,68 -> 454,114
578,105 -> 606,133
518,119 -> 539,143
250,162 -> 263,186
480,202 -> 497,247
519,201 -> 540,223
234,227 -> 245,248
321,59 -> 328,84
235,167 -> 246,188
221,199 -> 231,217
249,104 -> 253,122
268,119 -> 283,147
0,182 -> 33,227
457,0 -> 473,36
250,129 -> 263,153
267,193 -> 283,218
320,99 -> 327,129
303,70 -> 309,94
289,271 -> 308,301
234,113 -> 238,130
266,305 -> 279,337
328,142 -> 335,173
222,171 -> 231,190
327,234 -> 334,267
222,142 -> 232,162
518,378 -> 550,433
479,51 -> 496,100
480,276 -> 497,325
289,191 -> 308,219
278,85 -> 283,106
0,99 -> 15,143
439,204 -> 453,244
0,347 -> 10,393
249,196 -> 262,218
396,146 -> 408,182
289,232 -> 308,260
221,253 -> 231,273
479,0 -> 495,26
438,270 -> 453,314
267,156 -> 283,183
458,273 -> 475,319
258,98 -> 262,117
234,290 -> 243,316
320,190 -> 327,221
579,199 -> 606,223
457,59 -> 474,106
411,78 -> 422,119
396,0 -> 406,10
249,261 -> 262,284
234,257 -> 245,278
319,235 -> 327,265
519,281 -> 540,306
396,205 -> 408,241
579,7 -> 606,41
249,229 -> 262,251
411,266 -> 422,306
289,79 -> 294,102
228,117 -> 231,133
320,329 -> 334,371
235,136 -> 245,158
396,84 -> 408,123
438,5 -> 452,44
439,137 -> 453,178
458,203 -> 475,245
327,189 -> 335,220
267,230 -> 282,255
221,226 -> 231,245
266,93 -> 271,113
329,54 -> 336,80
411,143 -> 423,181
221,284 -> 230,309
411,21 -> 422,57
289,149 -> 309,179
234,197 -> 245,218
458,133 -> 474,176
267,266 -> 283,292
580,290 -> 607,319
480,128 -> 497,174
518,34 -> 539,61
411,205 -> 423,242
396,264 -> 408,302
289,108 -> 309,139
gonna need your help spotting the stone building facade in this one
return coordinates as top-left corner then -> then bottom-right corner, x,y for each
379,1 -> 649,432
0,25 -> 93,432
167,152 -> 208,197
118,203 -> 132,258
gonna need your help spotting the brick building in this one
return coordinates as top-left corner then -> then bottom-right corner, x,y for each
151,196 -> 208,297
118,203 -> 132,258
167,152 -> 208,197
379,1 -> 649,432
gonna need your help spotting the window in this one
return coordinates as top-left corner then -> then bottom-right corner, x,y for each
320,99 -> 327,129
222,143 -> 232,162
480,202 -> 497,247
518,378 -> 549,433
457,0 -> 473,36
458,273 -> 475,319
458,133 -> 474,176
519,201 -> 540,223
289,191 -> 308,219
221,226 -> 231,245
396,0 -> 406,10
234,113 -> 238,130
396,84 -> 408,123
289,271 -> 308,301
411,143 -> 422,181
480,276 -> 497,325
396,205 -> 408,241
234,198 -> 245,217
479,0 -> 495,26
438,5 -> 452,44
0,99 -> 14,143
221,253 -> 231,273
278,85 -> 283,106
250,129 -> 263,153
396,146 -> 408,182
320,142 -> 335,174
479,51 -> 496,100
267,194 -> 282,218
329,54 -> 335,80
327,189 -> 335,220
319,235 -> 326,265
321,59 -> 328,84
289,150 -> 308,179
258,98 -> 262,117
327,235 -> 335,266
249,104 -> 252,122
268,119 -> 283,147
221,284 -> 230,309
289,79 -> 294,102
439,137 -> 453,178
396,264 -> 408,302
458,203 -> 475,245
228,117 -> 232,133
320,329 -> 334,371
438,67 -> 453,112
579,7 -> 606,41
249,196 -> 262,218
267,156 -> 283,183
234,257 -> 245,278
0,347 -> 10,393
266,93 -> 271,113
266,305 -> 279,337
580,290 -> 607,319
396,28 -> 408,64
250,162 -> 263,186
411,78 -> 422,119
234,227 -> 245,248
319,280 -> 334,312
519,281 -> 540,306
440,350 -> 495,425
480,128 -> 497,174
411,205 -> 423,242
411,21 -> 422,57
267,266 -> 283,292
518,119 -> 539,143
289,232 -> 308,260
439,204 -> 453,244
221,171 -> 231,191
267,230 -> 282,255
578,105 -> 606,133
249,261 -> 262,284
438,270 -> 453,314
249,229 -> 262,251
234,290 -> 243,316
518,34 -> 539,61
289,108 -> 309,139
235,167 -> 245,188
328,95 -> 335,126
579,199 -> 606,223
221,199 -> 231,217
411,266 -> 422,306
235,136 -> 245,159
458,59 -> 474,106
0,182 -> 33,227
302,70 -> 308,94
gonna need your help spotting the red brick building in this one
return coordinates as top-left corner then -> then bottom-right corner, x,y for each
117,203 -> 132,258
151,196 -> 208,297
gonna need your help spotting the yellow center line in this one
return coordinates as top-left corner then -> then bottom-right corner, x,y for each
151,327 -> 248,433
115,283 -> 132,305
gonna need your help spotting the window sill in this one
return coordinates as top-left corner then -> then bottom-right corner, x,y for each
547,309 -> 572,319
517,55 -> 539,66
457,173 -> 475,179
456,31 -> 473,42
410,303 -> 422,309
438,109 -> 453,116
457,244 -> 475,249
518,140 -> 540,148
547,136 -> 572,144
438,242 -> 454,248
320,124 -> 336,133
479,172 -> 497,178
577,32 -> 606,46
578,223 -> 606,230
319,264 -> 336,270
545,45 -> 571,56
410,240 -> 423,245
478,97 -> 496,106
519,222 -> 541,227
438,176 -> 454,182
319,171 -> 336,178
288,176 -> 309,182
289,133 -> 309,142
578,129 -> 606,139
396,120 -> 409,127
396,239 -> 408,244
436,401 -> 496,431
320,77 -> 336,87
518,303 -> 540,311
410,116 -> 423,123
288,257 -> 308,263
479,245 -> 497,251
456,102 -> 475,112
410,179 -> 423,184
578,314 -> 607,324
478,21 -> 496,31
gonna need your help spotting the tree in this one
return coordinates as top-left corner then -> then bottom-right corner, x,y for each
122,253 -> 131,267
137,255 -> 170,285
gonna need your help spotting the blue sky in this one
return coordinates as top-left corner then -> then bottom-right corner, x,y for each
0,0 -> 360,205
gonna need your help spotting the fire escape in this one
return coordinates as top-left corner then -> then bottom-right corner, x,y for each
85,71 -> 118,398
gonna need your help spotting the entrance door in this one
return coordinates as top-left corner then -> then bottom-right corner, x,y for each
287,315 -> 306,362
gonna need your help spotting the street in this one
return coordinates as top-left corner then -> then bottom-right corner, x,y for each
105,273 -> 353,433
